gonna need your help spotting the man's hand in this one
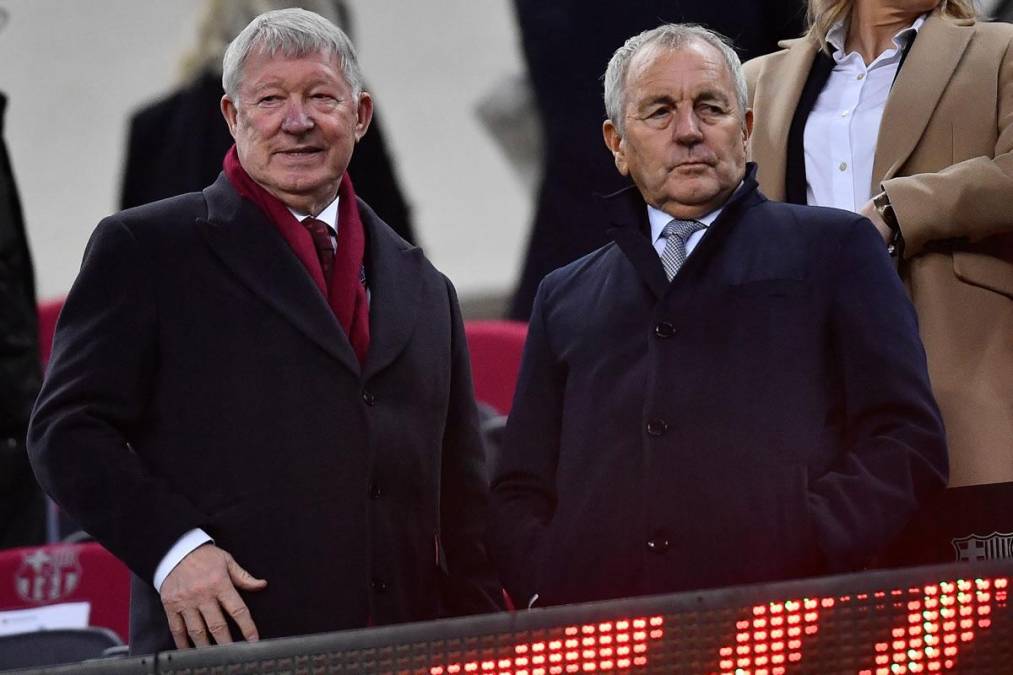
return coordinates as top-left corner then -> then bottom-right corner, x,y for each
859,198 -> 893,244
159,543 -> 267,649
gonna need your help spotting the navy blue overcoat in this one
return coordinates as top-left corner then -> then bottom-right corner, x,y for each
490,165 -> 948,607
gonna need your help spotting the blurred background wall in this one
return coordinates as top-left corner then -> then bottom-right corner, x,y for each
4,0 -> 1008,313
0,0 -> 530,311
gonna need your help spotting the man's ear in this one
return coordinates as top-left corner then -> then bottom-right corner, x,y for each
603,119 -> 629,176
743,108 -> 753,143
354,92 -> 373,142
221,96 -> 239,139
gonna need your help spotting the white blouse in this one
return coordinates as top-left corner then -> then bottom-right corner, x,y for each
803,15 -> 925,211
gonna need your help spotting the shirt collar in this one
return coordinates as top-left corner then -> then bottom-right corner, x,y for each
287,196 -> 340,230
647,184 -> 737,245
826,12 -> 926,59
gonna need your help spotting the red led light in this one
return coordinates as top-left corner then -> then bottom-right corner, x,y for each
715,597 -> 823,674
856,577 -> 1007,674
428,576 -> 1007,675
429,616 -> 664,674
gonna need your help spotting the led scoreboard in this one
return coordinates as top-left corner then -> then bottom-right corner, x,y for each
425,578 -> 1005,674
31,560 -> 1013,674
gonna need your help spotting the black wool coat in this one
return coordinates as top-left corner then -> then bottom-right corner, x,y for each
490,165 -> 948,607
29,175 -> 500,654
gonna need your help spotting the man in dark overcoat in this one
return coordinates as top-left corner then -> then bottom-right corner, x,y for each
29,8 -> 499,655
489,24 -> 948,609
508,0 -> 806,320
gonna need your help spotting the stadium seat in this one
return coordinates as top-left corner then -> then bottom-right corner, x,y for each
463,320 -> 527,414
36,297 -> 65,368
0,626 -> 123,670
0,543 -> 130,644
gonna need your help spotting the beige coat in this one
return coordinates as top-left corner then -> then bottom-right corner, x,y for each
744,13 -> 1013,487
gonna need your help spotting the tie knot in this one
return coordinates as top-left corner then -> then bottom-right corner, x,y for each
662,218 -> 705,242
302,217 -> 330,238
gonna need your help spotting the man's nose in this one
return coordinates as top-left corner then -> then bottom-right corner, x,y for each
673,108 -> 703,144
280,100 -> 314,134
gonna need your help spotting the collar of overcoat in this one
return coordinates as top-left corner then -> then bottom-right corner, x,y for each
198,173 -> 423,380
600,162 -> 763,300
750,11 -> 974,200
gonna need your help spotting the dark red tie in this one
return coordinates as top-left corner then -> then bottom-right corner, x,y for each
302,217 -> 334,283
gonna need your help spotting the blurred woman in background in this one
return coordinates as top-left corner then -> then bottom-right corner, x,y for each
745,0 -> 1013,564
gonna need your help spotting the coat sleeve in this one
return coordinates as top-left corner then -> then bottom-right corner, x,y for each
487,280 -> 564,605
742,54 -> 765,105
27,217 -> 206,582
437,276 -> 504,615
884,29 -> 1013,257
808,217 -> 949,570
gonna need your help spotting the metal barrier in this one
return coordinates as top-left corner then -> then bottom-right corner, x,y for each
12,560 -> 1012,674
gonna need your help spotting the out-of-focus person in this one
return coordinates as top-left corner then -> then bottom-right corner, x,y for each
744,0 -> 1013,565
0,5 -> 45,549
983,0 -> 1013,22
121,0 -> 415,244
489,24 -> 947,609
508,0 -> 806,320
30,8 -> 499,655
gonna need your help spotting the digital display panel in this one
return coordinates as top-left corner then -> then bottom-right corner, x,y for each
38,561 -> 1011,674
422,576 -> 1007,674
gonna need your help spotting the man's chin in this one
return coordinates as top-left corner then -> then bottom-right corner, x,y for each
260,178 -> 340,211
663,181 -> 720,205
652,185 -> 728,218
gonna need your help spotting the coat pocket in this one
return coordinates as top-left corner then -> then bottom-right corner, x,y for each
952,251 -> 1013,299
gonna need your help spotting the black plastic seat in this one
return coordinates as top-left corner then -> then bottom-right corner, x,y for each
0,627 -> 123,670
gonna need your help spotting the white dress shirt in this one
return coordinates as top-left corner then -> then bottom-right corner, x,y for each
153,197 -> 341,591
803,15 -> 925,211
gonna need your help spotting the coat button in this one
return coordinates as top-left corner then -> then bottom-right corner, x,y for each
362,390 -> 376,406
370,577 -> 388,593
646,534 -> 671,554
646,419 -> 668,436
654,321 -> 675,338
369,482 -> 383,499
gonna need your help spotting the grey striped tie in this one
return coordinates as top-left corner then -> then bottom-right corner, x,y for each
661,219 -> 705,281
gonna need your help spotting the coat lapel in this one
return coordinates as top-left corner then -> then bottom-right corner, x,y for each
198,174 -> 360,374
602,186 -> 669,300
749,37 -> 821,201
603,165 -> 762,298
359,200 -> 422,381
873,15 -> 974,187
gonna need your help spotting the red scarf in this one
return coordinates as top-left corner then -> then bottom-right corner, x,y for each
223,145 -> 370,364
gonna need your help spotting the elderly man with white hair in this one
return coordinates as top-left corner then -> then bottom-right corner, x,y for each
29,8 -> 500,655
489,23 -> 948,609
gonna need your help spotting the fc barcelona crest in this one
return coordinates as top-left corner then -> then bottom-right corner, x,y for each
14,547 -> 82,604
952,531 -> 1013,562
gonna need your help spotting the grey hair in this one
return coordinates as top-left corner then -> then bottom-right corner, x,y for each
181,0 -> 351,84
603,24 -> 748,135
222,7 -> 363,100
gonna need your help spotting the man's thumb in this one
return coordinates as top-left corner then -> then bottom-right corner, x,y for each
226,556 -> 268,591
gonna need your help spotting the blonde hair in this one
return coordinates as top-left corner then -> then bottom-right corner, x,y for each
805,0 -> 978,42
